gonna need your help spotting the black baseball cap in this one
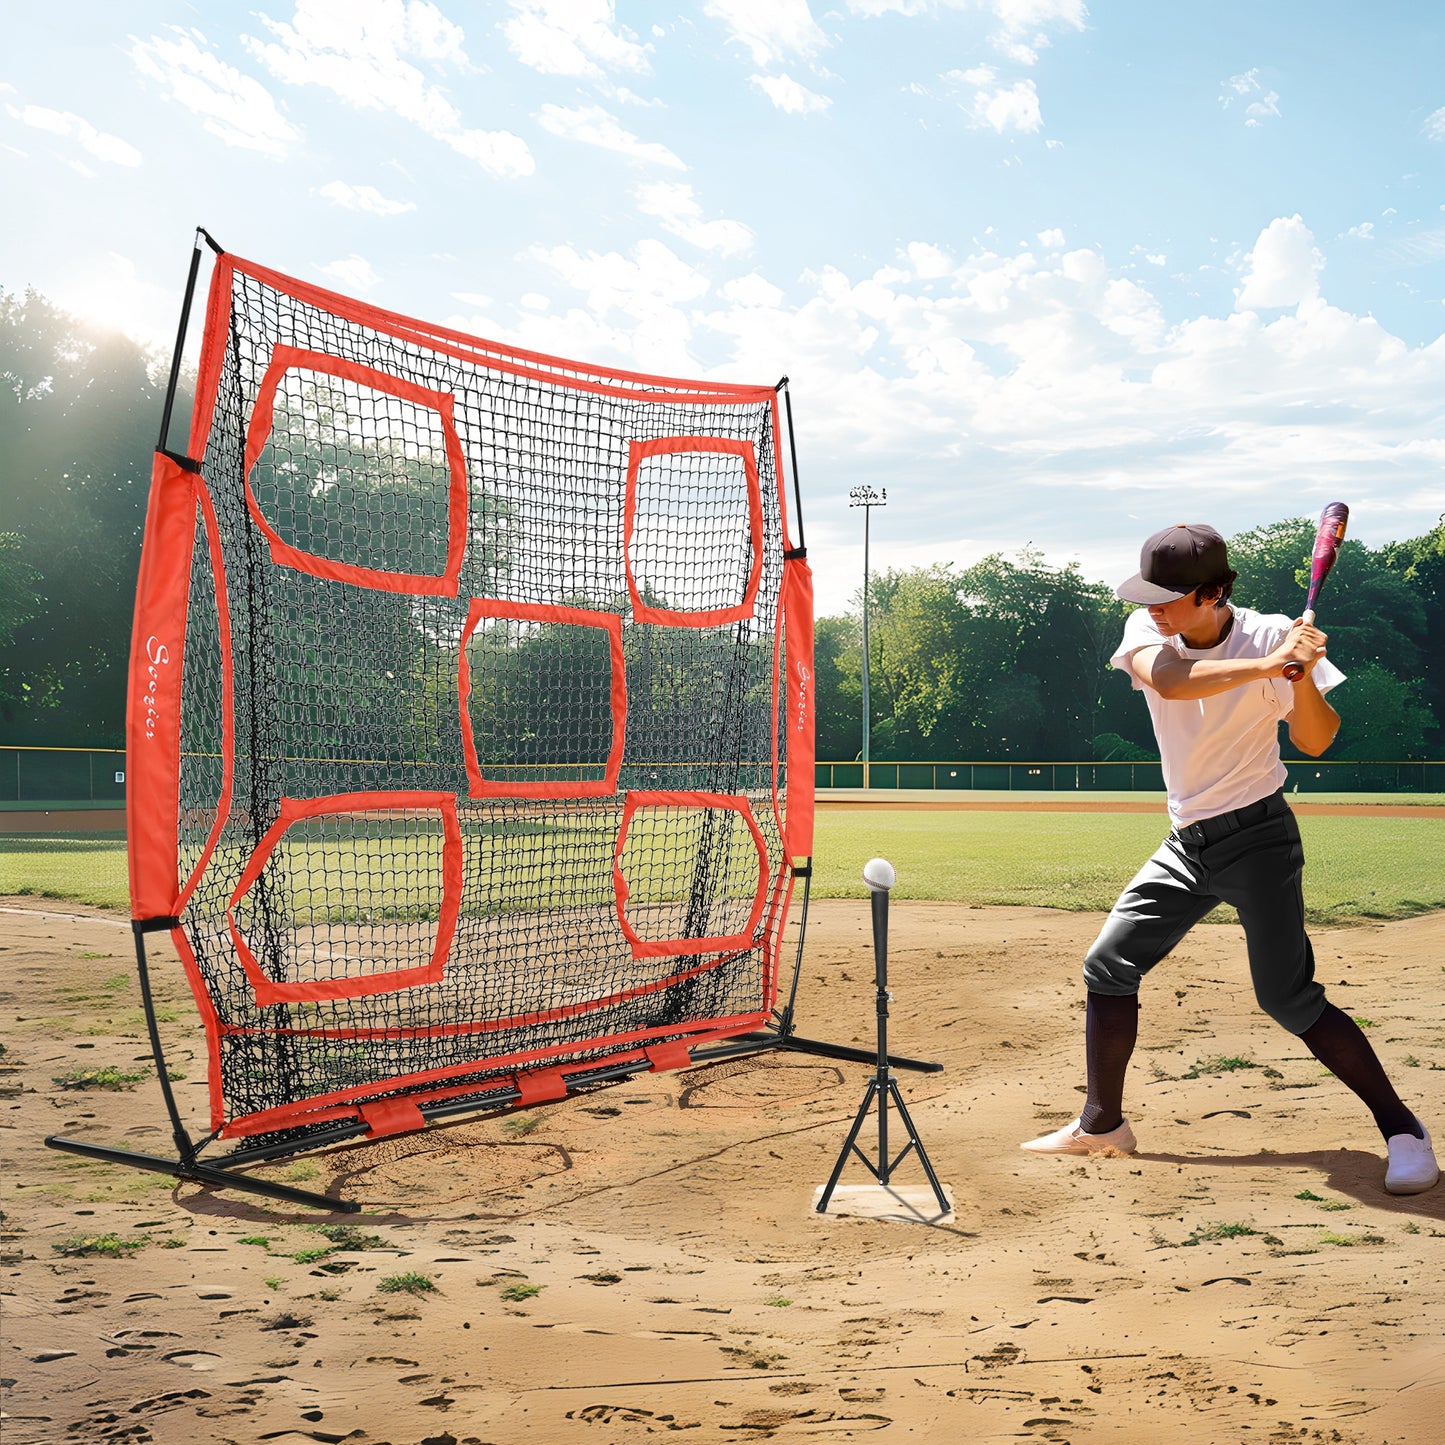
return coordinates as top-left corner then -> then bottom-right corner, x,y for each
1116,523 -> 1230,605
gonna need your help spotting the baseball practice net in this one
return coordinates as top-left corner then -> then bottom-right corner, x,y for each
121,238 -> 815,1165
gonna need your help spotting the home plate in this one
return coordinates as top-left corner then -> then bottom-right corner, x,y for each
811,1183 -> 955,1224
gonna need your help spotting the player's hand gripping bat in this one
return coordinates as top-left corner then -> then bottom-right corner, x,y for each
1281,502 -> 1349,680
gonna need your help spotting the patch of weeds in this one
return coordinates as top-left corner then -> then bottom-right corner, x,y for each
1294,1189 -> 1351,1211
1318,1232 -> 1382,1247
765,1297 -> 792,1307
291,1246 -> 337,1265
284,1160 -> 321,1182
1352,1017 -> 1377,1029
76,953 -> 117,963
265,1277 -> 285,1290
1182,1056 -> 1258,1080
316,1287 -> 344,1301
1403,1055 -> 1421,1068
313,1224 -> 389,1251
499,1281 -> 543,1301
1182,1222 -> 1281,1247
52,1064 -> 150,1091
238,1235 -> 271,1248
1403,1222 -> 1421,1234
502,1114 -> 542,1136
377,1272 -> 438,1296
161,1237 -> 186,1248
52,1233 -> 148,1258
1261,1066 -> 1284,1081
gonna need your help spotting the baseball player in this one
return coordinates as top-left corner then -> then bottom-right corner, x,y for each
1021,523 -> 1438,1195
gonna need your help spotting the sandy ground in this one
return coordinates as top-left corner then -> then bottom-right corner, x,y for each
2,895 -> 1443,1445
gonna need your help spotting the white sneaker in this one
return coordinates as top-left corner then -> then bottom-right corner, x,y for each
1385,1121 -> 1439,1195
1020,1117 -> 1137,1156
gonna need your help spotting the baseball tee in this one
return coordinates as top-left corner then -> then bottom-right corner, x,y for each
1111,605 -> 1346,828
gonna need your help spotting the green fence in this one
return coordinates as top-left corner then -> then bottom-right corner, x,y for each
3,746 -> 1442,808
816,759 -> 1445,794
1,747 -> 127,808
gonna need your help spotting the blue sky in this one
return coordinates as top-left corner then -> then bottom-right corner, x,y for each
4,1 -> 1444,613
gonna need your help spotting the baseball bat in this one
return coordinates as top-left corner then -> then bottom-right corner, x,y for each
1281,502 -> 1349,680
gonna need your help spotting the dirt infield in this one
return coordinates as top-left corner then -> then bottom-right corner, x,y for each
3,894 -> 1442,1442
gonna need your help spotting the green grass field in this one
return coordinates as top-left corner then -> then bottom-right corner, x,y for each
3,810 -> 1441,926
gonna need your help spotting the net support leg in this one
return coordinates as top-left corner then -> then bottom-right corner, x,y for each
42,1136 -> 360,1213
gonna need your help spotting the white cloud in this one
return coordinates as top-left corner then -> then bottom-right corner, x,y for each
1346,222 -> 1374,240
751,73 -> 832,114
1424,106 -> 1445,142
130,28 -> 301,157
439,217 -> 1443,617
1220,67 -> 1280,126
49,252 -> 178,349
704,0 -> 829,66
537,103 -> 685,168
1236,215 -> 1323,310
634,181 -> 755,255
7,104 -> 141,166
318,180 -> 416,215
503,0 -> 651,77
1036,227 -> 1065,249
244,0 -> 534,177
906,241 -> 954,278
970,78 -> 1042,133
452,238 -> 711,374
317,254 -> 382,292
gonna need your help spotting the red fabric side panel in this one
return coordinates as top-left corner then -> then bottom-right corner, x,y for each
782,557 -> 816,860
126,453 -> 198,920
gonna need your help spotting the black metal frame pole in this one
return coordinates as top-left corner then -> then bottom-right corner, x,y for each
156,229 -> 212,458
43,1136 -> 360,1213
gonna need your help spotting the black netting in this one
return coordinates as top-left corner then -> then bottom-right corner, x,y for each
168,260 -> 798,1147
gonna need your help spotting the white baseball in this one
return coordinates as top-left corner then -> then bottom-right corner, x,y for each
862,857 -> 896,891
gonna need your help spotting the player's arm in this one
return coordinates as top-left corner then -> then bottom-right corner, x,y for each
1285,651 -> 1340,757
1126,621 -> 1326,701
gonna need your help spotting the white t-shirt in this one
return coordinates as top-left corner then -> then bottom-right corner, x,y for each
1111,606 -> 1345,827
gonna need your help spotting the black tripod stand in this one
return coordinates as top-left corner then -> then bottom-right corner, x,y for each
815,859 -> 950,1217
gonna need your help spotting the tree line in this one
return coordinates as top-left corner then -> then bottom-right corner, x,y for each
2,287 -> 1442,762
814,522 -> 1444,764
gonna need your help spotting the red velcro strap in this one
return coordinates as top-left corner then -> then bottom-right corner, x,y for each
644,1041 -> 693,1074
359,1097 -> 426,1138
515,1069 -> 569,1106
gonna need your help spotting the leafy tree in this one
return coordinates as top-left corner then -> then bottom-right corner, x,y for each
812,614 -> 860,760
1,289 -> 171,744
1327,661 -> 1436,761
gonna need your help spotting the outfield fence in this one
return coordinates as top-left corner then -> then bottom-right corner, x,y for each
2,746 -> 1442,810
815,758 -> 1445,793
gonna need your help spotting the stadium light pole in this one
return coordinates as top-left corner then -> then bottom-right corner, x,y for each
849,485 -> 887,789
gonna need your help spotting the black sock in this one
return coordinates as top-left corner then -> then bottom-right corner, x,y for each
1079,991 -> 1139,1135
1298,1002 -> 1420,1141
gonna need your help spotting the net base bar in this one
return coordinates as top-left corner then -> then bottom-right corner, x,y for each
41,1135 -> 360,1214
